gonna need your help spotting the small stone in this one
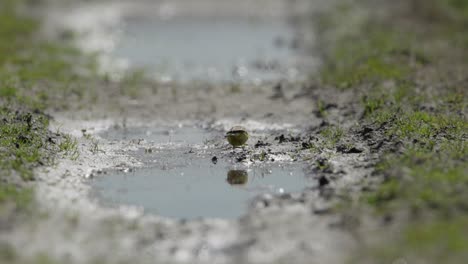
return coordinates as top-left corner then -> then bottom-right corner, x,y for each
336,144 -> 363,154
318,175 -> 329,187
254,140 -> 269,148
211,156 -> 218,164
236,154 -> 247,162
276,134 -> 286,143
301,142 -> 312,149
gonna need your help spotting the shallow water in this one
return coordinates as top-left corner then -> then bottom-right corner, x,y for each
93,125 -> 313,219
87,1 -> 311,219
93,160 -> 311,219
113,16 -> 301,82
100,125 -> 210,145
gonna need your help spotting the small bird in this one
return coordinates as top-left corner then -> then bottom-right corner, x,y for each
226,126 -> 249,148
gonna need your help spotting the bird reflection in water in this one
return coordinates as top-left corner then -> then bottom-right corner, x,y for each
226,170 -> 248,185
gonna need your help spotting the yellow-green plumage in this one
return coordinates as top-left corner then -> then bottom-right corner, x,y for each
226,126 -> 249,148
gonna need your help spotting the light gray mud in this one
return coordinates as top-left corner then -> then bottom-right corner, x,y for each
2,0 -> 377,263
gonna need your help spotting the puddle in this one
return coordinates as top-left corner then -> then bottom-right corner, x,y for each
113,16 -> 302,82
92,160 -> 312,219
93,125 -> 313,219
100,125 -> 211,145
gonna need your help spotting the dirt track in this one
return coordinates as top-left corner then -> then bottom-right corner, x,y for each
1,0 -> 429,263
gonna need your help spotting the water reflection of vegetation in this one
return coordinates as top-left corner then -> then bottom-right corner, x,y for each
226,170 -> 248,185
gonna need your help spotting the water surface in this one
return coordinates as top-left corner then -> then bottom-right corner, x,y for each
100,125 -> 210,145
93,160 -> 311,219
113,16 -> 300,82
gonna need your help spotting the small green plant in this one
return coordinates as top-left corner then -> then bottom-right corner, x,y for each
320,126 -> 344,148
59,134 -> 77,153
305,142 -> 320,153
58,135 -> 79,160
316,100 -> 328,117
315,160 -> 331,172
90,139 -> 103,154
362,95 -> 384,117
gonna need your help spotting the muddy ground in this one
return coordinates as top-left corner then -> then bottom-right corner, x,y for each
1,0 -> 466,263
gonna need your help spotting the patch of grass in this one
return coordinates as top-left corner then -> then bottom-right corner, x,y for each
321,26 -> 416,89
362,95 -> 384,117
357,70 -> 468,263
0,86 -> 17,98
320,126 -> 344,148
362,97 -> 467,255
0,185 -> 33,213
319,1 -> 468,263
0,0 -> 100,111
316,100 -> 328,117
404,217 -> 468,256
0,108 -> 79,211
358,216 -> 468,264
58,134 -> 79,160
0,108 -> 54,181
366,147 -> 468,211
0,0 -> 89,222
390,111 -> 465,140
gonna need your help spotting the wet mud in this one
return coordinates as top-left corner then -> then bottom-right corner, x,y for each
1,0 -> 383,264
